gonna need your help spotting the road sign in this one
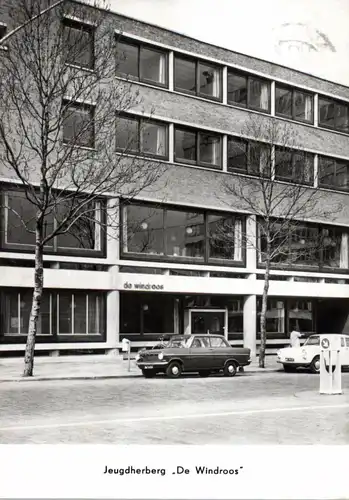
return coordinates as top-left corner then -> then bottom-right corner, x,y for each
319,334 -> 342,395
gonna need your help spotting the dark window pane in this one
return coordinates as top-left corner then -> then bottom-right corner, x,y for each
0,24 -> 7,40
116,41 -> 138,78
58,293 -> 73,334
6,191 -> 54,246
227,72 -> 247,106
63,104 -> 94,147
319,98 -> 335,128
336,103 -> 349,133
165,210 -> 204,259
20,290 -> 51,336
199,133 -> 221,166
5,292 -> 19,334
175,128 -> 196,162
322,227 -> 344,268
123,205 -> 164,255
319,156 -> 336,187
288,300 -> 313,333
228,138 -> 247,172
174,56 -> 196,93
208,215 -> 242,261
294,91 -> 313,122
64,23 -> 94,68
116,116 -> 139,152
88,293 -> 103,333
120,293 -> 141,333
140,47 -> 167,85
275,149 -> 293,179
142,294 -> 174,334
56,201 -> 98,250
74,293 -> 87,334
199,62 -> 221,99
257,299 -> 285,335
249,143 -> 270,176
275,86 -> 292,117
290,225 -> 320,266
141,121 -> 167,157
248,78 -> 270,111
335,162 -> 349,189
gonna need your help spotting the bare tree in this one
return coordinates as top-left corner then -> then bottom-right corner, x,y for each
217,116 -> 341,367
0,0 -> 166,376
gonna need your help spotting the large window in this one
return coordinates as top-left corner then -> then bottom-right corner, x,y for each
288,300 -> 314,333
227,70 -> 270,112
116,39 -> 168,87
319,155 -> 349,192
115,115 -> 168,159
175,127 -> 222,169
62,101 -> 95,148
3,189 -> 104,255
275,148 -> 314,185
275,85 -> 313,123
174,55 -> 222,101
120,293 -> 174,335
2,290 -> 105,338
318,97 -> 349,133
259,221 -> 349,270
228,137 -> 270,176
122,203 -> 244,264
257,299 -> 285,337
63,19 -> 94,69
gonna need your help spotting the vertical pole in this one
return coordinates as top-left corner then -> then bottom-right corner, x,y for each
127,341 -> 131,372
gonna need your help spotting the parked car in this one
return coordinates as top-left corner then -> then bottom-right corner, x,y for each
135,334 -> 251,378
276,333 -> 349,373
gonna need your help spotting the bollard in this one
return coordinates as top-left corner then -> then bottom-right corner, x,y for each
319,334 -> 342,395
121,338 -> 131,372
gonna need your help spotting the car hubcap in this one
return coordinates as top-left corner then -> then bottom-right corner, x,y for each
228,365 -> 234,373
172,366 -> 179,375
315,360 -> 320,370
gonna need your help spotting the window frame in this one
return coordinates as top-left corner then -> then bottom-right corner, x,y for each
174,126 -> 223,170
62,100 -> 95,149
274,147 -> 314,186
115,114 -> 169,160
62,18 -> 95,70
0,187 -> 106,257
275,83 -> 314,124
116,37 -> 169,89
173,53 -> 223,102
227,69 -> 271,114
227,136 -> 271,177
318,155 -> 349,192
120,200 -> 245,267
318,96 -> 349,134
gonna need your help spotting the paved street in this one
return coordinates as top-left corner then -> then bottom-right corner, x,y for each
1,371 -> 349,444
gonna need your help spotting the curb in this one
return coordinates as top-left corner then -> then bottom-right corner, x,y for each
0,367 -> 281,383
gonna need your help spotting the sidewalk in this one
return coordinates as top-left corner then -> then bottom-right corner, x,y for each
0,354 -> 281,383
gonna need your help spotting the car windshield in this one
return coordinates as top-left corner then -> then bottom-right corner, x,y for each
303,336 -> 320,346
167,337 -> 190,348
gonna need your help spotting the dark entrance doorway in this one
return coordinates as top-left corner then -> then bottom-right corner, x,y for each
190,309 -> 226,336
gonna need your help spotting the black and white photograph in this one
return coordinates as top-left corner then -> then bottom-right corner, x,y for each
0,0 -> 349,498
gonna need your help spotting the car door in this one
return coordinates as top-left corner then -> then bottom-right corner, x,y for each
209,336 -> 230,369
189,336 -> 211,371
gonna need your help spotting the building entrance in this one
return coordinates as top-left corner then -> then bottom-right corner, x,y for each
190,309 -> 226,337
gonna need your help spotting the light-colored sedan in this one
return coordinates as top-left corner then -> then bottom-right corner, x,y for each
277,333 -> 349,373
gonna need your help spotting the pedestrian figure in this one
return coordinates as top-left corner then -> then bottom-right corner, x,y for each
290,321 -> 302,347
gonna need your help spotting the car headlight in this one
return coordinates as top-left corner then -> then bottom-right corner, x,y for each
158,352 -> 164,360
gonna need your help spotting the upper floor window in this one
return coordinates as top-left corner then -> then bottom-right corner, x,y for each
122,202 -> 244,264
174,55 -> 222,101
275,147 -> 314,185
227,70 -> 270,113
62,101 -> 95,148
115,115 -> 168,159
116,39 -> 168,87
319,155 -> 349,192
174,126 -> 222,169
63,19 -> 94,69
318,97 -> 349,133
228,137 -> 270,177
275,84 -> 313,123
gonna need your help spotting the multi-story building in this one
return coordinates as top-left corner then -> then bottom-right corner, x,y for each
1,1 -> 349,357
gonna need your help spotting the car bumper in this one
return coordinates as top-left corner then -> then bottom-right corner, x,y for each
136,361 -> 169,370
277,360 -> 310,368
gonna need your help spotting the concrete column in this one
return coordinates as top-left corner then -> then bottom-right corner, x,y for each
106,288 -> 119,355
243,294 -> 257,358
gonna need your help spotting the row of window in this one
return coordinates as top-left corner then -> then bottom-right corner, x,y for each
2,290 -> 105,337
64,107 -> 349,191
122,202 -> 349,270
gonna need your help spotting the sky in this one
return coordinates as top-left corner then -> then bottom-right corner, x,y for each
108,0 -> 349,86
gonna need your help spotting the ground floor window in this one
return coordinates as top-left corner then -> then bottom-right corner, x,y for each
1,289 -> 105,340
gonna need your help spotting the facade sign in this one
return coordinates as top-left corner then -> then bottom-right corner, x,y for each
123,281 -> 164,291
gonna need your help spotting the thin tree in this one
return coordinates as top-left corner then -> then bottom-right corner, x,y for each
218,116 -> 341,367
0,0 -> 166,376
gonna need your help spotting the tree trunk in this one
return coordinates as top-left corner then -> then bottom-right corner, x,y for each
23,224 -> 44,377
259,253 -> 271,368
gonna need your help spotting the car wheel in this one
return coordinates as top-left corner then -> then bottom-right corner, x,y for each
283,365 -> 296,373
166,361 -> 182,378
310,356 -> 320,374
224,361 -> 237,377
198,370 -> 210,377
142,369 -> 156,378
